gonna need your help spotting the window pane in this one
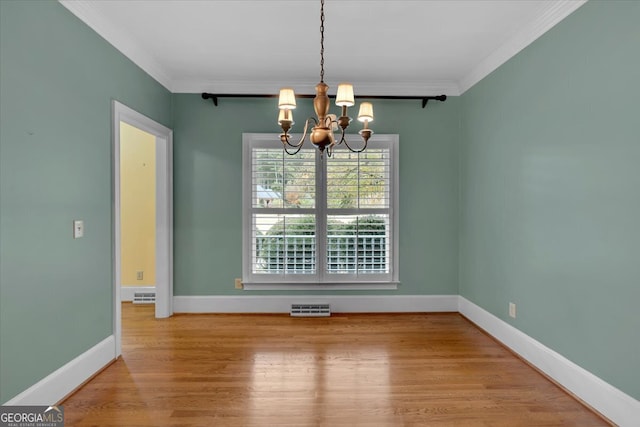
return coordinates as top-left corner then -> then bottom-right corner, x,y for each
327,148 -> 390,209
253,214 -> 316,274
252,148 -> 315,208
326,215 -> 390,274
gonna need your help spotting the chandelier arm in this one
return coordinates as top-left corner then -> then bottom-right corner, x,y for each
335,128 -> 347,146
324,118 -> 347,149
281,133 -> 300,149
281,117 -> 318,148
280,117 -> 318,151
341,136 -> 369,154
282,140 -> 305,156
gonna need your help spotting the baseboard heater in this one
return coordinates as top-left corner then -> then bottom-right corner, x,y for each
290,304 -> 331,317
133,292 -> 156,304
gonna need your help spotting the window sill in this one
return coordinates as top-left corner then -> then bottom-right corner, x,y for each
242,282 -> 399,291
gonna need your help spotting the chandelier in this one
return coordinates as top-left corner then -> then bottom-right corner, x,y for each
277,0 -> 373,157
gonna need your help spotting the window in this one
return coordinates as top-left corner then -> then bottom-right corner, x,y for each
242,133 -> 398,289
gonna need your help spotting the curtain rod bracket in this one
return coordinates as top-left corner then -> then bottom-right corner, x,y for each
422,95 -> 447,108
201,93 -> 218,106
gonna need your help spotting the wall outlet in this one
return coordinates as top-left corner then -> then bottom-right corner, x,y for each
136,271 -> 144,281
509,302 -> 517,318
234,278 -> 243,289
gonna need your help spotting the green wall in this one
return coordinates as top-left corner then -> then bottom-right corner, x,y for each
0,1 -> 171,403
172,95 -> 460,296
459,0 -> 640,399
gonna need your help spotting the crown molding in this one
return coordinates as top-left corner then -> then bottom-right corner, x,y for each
58,0 -> 174,91
458,0 -> 587,94
172,78 -> 460,96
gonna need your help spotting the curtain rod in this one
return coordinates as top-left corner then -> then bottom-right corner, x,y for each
201,92 -> 447,109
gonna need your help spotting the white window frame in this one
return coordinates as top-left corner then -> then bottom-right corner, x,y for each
242,133 -> 399,290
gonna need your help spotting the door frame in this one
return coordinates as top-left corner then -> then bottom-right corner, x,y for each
112,100 -> 173,356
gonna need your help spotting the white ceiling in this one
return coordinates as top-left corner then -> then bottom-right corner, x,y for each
59,0 -> 586,96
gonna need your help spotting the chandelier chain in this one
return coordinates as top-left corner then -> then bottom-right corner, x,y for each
320,0 -> 325,83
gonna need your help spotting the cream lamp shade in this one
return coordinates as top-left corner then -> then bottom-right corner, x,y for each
335,83 -> 355,107
357,102 -> 374,122
278,88 -> 296,110
278,109 -> 294,125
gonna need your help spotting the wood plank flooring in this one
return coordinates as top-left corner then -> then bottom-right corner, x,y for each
62,303 -> 609,426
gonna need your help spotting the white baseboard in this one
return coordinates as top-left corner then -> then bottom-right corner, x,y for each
3,335 -> 116,406
121,286 -> 155,302
458,297 -> 640,427
173,294 -> 459,313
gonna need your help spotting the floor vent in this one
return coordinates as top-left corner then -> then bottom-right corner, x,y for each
290,304 -> 331,317
133,292 -> 156,304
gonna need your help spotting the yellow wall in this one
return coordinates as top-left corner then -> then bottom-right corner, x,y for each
120,122 -> 156,286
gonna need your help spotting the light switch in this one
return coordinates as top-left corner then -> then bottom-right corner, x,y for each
73,220 -> 84,239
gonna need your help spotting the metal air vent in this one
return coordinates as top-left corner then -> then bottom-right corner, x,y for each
133,292 -> 156,304
290,304 -> 331,317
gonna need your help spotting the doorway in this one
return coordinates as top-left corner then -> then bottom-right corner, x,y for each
112,101 -> 173,357
120,122 -> 156,303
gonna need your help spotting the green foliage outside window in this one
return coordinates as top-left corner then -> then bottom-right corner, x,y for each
257,216 -> 387,273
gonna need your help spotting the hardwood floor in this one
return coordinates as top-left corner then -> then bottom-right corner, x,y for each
62,303 -> 609,426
